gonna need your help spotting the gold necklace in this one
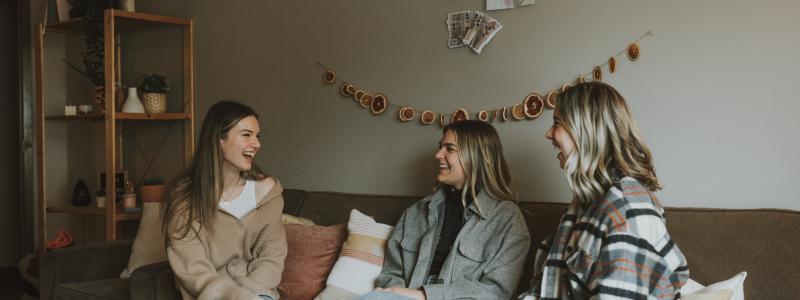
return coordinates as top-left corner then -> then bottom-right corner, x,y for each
221,176 -> 244,203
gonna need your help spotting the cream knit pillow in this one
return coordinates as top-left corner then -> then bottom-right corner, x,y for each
315,209 -> 393,300
121,202 -> 167,278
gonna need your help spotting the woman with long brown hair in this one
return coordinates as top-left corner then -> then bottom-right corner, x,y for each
523,82 -> 689,299
369,120 -> 531,300
162,100 -> 286,300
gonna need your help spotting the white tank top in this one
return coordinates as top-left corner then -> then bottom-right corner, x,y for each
219,180 -> 257,219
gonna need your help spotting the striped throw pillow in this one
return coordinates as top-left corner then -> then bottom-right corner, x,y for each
315,209 -> 394,300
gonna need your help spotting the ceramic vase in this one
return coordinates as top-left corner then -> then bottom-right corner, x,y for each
121,87 -> 145,113
119,0 -> 135,12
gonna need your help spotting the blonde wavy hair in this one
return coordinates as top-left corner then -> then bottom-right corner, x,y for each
556,82 -> 661,205
443,120 -> 518,211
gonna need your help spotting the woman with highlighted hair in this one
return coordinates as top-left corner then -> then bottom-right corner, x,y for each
522,82 -> 689,299
366,120 -> 531,300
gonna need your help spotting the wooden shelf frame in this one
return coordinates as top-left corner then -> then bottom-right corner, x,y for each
35,9 -> 195,255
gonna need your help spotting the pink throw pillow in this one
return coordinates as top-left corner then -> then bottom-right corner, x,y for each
278,223 -> 347,300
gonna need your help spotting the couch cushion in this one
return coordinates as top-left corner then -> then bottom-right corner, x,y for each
122,202 -> 167,278
297,191 -> 419,226
517,202 -> 800,300
666,208 -> 799,300
130,261 -> 178,300
283,189 -> 307,216
53,278 -> 130,300
317,210 -> 393,299
278,223 -> 347,300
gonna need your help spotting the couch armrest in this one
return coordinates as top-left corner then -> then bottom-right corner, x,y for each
39,240 -> 133,300
131,261 -> 179,300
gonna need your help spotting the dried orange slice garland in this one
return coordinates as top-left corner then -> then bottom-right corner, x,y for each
608,57 -> 616,73
524,93 -> 545,119
451,108 -> 469,123
545,90 -> 558,109
627,43 -> 640,61
340,83 -> 354,96
593,66 -> 602,81
318,30 -> 650,128
398,106 -> 415,122
420,110 -> 435,125
359,93 -> 374,108
478,110 -> 489,122
323,70 -> 336,84
511,104 -> 526,120
371,94 -> 388,115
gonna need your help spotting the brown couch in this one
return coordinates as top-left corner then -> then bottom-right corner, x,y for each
40,188 -> 800,299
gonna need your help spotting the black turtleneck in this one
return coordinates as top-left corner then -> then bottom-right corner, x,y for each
428,186 -> 475,276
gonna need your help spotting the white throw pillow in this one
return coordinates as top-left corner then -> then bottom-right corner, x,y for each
315,209 -> 394,300
683,272 -> 747,300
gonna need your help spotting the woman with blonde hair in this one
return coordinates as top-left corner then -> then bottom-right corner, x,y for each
523,82 -> 689,299
368,120 -> 531,300
162,100 -> 286,300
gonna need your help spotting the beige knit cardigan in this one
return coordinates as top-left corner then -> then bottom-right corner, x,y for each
167,178 -> 287,300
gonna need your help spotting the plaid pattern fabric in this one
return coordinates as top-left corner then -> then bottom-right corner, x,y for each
521,177 -> 689,299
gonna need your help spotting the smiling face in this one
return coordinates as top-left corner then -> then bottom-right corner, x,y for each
435,130 -> 466,189
545,109 -> 576,169
220,116 -> 261,173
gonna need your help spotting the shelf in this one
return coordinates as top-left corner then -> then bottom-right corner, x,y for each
44,112 -> 189,121
116,112 -> 189,120
45,114 -> 104,122
46,206 -> 142,221
45,9 -> 191,34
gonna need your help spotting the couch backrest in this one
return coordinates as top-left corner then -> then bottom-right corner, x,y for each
283,189 -> 800,299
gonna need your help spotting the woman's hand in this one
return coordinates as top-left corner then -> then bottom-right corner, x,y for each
375,286 -> 427,300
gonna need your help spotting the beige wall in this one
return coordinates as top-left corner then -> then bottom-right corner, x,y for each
57,0 -> 800,210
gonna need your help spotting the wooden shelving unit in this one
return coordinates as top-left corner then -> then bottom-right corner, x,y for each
35,9 -> 195,255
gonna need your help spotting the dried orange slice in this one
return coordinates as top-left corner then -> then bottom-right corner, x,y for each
560,83 -> 571,93
627,43 -> 640,61
593,66 -> 602,81
359,93 -> 373,108
608,57 -> 616,73
451,108 -> 469,123
501,107 -> 509,121
398,106 -> 415,122
421,110 -> 435,125
491,110 -> 498,122
371,93 -> 388,115
354,89 -> 365,102
323,70 -> 336,84
575,74 -> 586,84
478,110 -> 489,122
340,83 -> 354,96
439,113 -> 446,127
524,93 -> 545,119
545,90 -> 558,109
512,104 -> 526,120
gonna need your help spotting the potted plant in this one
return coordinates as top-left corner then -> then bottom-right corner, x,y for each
138,71 -> 170,114
64,0 -> 118,113
139,178 -> 165,203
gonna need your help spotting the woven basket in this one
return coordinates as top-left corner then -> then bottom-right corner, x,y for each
142,93 -> 166,114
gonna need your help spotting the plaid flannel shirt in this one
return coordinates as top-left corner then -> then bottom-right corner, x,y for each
520,177 -> 689,299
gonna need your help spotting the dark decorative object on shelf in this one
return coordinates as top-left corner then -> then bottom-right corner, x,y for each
71,179 -> 92,206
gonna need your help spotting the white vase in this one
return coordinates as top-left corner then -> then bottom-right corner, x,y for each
119,0 -> 135,12
121,87 -> 145,113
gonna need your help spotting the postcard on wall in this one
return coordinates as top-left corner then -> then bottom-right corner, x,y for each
446,11 -> 503,54
486,0 -> 535,11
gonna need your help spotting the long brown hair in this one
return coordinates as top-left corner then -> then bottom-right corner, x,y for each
443,120 -> 518,210
162,100 -> 267,243
556,82 -> 661,205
